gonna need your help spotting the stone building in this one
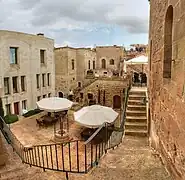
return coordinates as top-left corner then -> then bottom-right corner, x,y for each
55,47 -> 96,97
149,0 -> 185,179
95,45 -> 125,76
55,45 -> 125,97
0,30 -> 55,115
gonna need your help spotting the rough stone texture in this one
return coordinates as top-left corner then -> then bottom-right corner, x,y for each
55,46 -> 125,96
0,30 -> 55,114
95,45 -> 124,70
75,76 -> 130,109
0,134 -> 7,166
55,47 -> 96,96
149,0 -> 185,179
0,136 -> 172,180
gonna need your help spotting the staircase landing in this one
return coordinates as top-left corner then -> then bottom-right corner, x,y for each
81,136 -> 172,180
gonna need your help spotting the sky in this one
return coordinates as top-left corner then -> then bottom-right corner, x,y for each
0,0 -> 150,48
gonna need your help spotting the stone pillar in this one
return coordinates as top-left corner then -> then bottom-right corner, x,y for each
0,134 -> 7,166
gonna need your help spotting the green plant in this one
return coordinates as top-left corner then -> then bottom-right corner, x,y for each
4,114 -> 18,124
0,98 -> 4,118
23,109 -> 43,117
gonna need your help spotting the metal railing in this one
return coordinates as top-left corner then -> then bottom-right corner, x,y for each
0,116 -> 125,179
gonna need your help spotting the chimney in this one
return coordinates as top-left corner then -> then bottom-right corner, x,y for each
37,33 -> 44,37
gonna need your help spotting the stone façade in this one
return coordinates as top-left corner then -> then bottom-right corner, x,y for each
149,0 -> 185,179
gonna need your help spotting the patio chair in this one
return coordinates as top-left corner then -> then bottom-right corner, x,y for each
36,119 -> 43,127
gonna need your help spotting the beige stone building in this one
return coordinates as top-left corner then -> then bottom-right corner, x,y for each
55,47 -> 97,97
0,30 -> 55,115
149,0 -> 185,179
55,45 -> 125,97
95,45 -> 125,76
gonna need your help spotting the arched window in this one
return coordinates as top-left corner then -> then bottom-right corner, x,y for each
110,59 -> 114,65
102,59 -> 106,69
72,59 -> 75,70
88,60 -> 90,69
93,61 -> 95,69
78,82 -> 81,87
58,92 -> 64,98
163,5 -> 173,79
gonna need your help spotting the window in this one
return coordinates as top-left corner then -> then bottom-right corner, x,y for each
14,102 -> 19,115
36,74 -> 40,89
78,82 -> 81,87
163,5 -> 173,79
4,77 -> 10,95
42,74 -> 45,87
93,61 -> 95,69
43,94 -> 47,98
47,73 -> 50,86
72,59 -> 75,70
12,76 -> 18,93
21,76 -> 26,91
10,47 -> 18,64
73,78 -> 75,80
5,104 -> 11,115
102,59 -> 106,69
88,60 -> 91,69
80,93 -> 83,99
48,93 -> 51,97
40,50 -> 45,64
110,59 -> 114,65
22,100 -> 27,110
37,96 -> 41,101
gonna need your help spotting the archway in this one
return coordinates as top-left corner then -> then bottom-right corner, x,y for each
113,95 -> 121,109
102,59 -> 106,69
58,92 -> 64,98
163,5 -> 173,79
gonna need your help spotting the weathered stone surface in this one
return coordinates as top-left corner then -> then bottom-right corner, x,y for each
149,0 -> 185,179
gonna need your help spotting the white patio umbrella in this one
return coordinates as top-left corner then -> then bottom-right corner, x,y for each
36,97 -> 73,112
74,105 -> 119,128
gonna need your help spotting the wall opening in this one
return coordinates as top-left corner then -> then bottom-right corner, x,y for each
113,95 -> 121,109
102,59 -> 106,69
163,5 -> 173,79
58,92 -> 64,98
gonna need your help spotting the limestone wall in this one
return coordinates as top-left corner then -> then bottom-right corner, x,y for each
75,77 -> 130,108
95,46 -> 124,70
149,0 -> 185,178
0,30 -> 55,115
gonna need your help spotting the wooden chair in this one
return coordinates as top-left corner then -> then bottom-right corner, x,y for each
36,119 -> 43,127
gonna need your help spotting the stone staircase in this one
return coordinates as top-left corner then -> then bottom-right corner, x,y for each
125,88 -> 148,137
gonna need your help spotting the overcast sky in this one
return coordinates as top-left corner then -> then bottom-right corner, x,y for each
0,0 -> 149,48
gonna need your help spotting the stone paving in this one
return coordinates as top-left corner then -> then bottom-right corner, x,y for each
0,134 -> 172,180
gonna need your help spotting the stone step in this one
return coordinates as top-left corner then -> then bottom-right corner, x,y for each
126,116 -> 147,123
126,110 -> 146,116
129,91 -> 146,96
127,100 -> 146,106
125,128 -> 148,137
125,122 -> 147,130
129,95 -> 146,101
127,105 -> 146,111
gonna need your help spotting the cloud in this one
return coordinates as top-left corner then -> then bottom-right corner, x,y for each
18,0 -> 149,34
0,0 -> 149,46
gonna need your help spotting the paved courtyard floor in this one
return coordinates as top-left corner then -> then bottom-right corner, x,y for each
0,134 -> 172,180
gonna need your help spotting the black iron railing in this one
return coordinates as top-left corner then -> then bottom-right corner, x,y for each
0,116 -> 125,180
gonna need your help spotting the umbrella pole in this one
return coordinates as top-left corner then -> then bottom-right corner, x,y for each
60,116 -> 63,137
67,113 -> 69,132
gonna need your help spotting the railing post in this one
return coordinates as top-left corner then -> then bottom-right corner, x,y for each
66,172 -> 69,180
